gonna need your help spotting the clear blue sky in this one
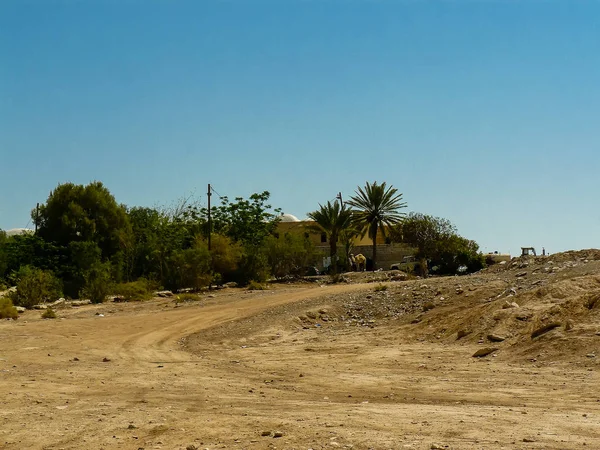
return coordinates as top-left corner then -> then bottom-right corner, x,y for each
1,0 -> 599,256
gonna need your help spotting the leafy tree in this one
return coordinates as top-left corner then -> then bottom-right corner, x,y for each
263,233 -> 319,279
394,213 -> 456,260
169,237 -> 212,291
209,234 -> 243,283
204,192 -> 280,247
307,200 -> 352,273
394,213 -> 484,275
34,181 -> 132,262
347,181 -> 407,270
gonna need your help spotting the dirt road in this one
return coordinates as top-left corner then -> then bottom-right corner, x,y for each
1,281 -> 599,450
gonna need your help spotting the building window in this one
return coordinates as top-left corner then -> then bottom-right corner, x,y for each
321,232 -> 327,243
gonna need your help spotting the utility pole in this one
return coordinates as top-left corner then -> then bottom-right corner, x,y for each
207,184 -> 212,251
34,203 -> 39,234
337,192 -> 343,207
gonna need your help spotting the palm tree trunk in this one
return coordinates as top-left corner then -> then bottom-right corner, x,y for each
330,234 -> 337,274
371,224 -> 377,271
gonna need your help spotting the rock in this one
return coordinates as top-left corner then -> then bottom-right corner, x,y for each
318,309 -> 328,314
516,271 -> 527,278
423,301 -> 435,312
70,300 -> 91,307
515,310 -> 533,321
155,290 -> 174,298
273,431 -> 284,438
391,273 -> 408,281
523,438 -> 536,443
186,445 -> 198,450
15,306 -> 26,313
207,294 -> 216,299
112,296 -> 127,303
487,334 -> 506,342
531,322 -> 561,339
564,320 -> 574,331
502,301 -> 519,309
472,347 -> 498,358
52,298 -> 65,306
261,431 -> 271,437
33,304 -> 48,310
128,424 -> 137,430
223,281 -> 238,288
456,288 -> 464,295
457,329 -> 471,340
509,288 -> 518,295
102,357 -> 111,362
306,311 -> 317,319
430,444 -> 448,449
586,353 -> 596,358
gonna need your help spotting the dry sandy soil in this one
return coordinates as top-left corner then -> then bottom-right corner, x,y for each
2,250 -> 600,450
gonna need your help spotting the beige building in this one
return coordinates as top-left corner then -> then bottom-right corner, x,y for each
275,213 -> 413,270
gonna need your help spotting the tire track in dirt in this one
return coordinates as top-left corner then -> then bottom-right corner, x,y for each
115,283 -> 371,364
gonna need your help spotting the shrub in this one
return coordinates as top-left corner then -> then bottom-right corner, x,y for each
175,293 -> 201,303
9,266 -> 62,309
41,307 -> 57,319
0,297 -> 18,319
81,262 -> 113,304
247,280 -> 266,291
374,283 -> 388,292
113,279 -> 153,301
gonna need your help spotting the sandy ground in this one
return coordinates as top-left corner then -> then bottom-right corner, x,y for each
1,275 -> 599,450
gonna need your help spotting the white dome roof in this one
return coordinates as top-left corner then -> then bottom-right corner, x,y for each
280,213 -> 300,222
5,228 -> 34,236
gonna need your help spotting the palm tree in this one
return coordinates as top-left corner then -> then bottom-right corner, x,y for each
347,181 -> 407,271
307,200 -> 353,273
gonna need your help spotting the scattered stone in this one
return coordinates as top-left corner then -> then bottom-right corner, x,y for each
186,445 -> 198,450
223,281 -> 238,288
155,290 -> 174,298
72,357 -> 79,362
531,322 -> 561,339
128,424 -> 137,430
52,298 -> 65,306
273,431 -> 284,438
457,329 -> 471,340
261,431 -> 272,437
502,301 -> 519,309
102,357 -> 111,362
15,306 -> 26,313
423,301 -> 435,312
112,296 -> 127,303
472,348 -> 498,358
70,300 -> 91,307
564,320 -> 574,331
430,444 -> 448,449
515,310 -> 533,321
523,438 -> 536,443
33,304 -> 48,310
455,288 -> 464,295
487,334 -> 506,342
586,354 -> 596,358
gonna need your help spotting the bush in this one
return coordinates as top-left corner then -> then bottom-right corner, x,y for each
247,280 -> 266,291
374,283 -> 388,292
41,307 -> 57,319
0,297 -> 18,319
113,279 -> 153,301
9,266 -> 62,309
175,293 -> 201,303
81,262 -> 113,304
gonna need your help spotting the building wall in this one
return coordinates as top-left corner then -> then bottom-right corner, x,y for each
276,219 -> 414,270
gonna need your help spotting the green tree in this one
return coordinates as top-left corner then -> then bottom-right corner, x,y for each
394,213 -> 484,275
347,181 -> 407,270
209,234 -> 243,283
34,181 -> 132,262
263,233 -> 319,279
81,261 -> 113,304
307,200 -> 352,273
